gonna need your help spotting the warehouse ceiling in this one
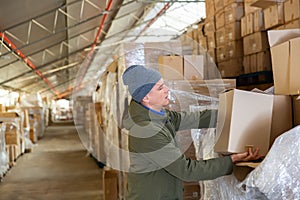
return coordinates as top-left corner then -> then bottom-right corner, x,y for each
0,0 -> 205,100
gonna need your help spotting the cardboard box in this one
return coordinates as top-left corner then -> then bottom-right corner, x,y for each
205,52 -> 219,79
198,36 -> 207,52
216,45 -> 226,63
284,18 -> 300,29
270,95 -> 293,148
254,9 -> 265,32
0,112 -> 19,118
206,32 -> 216,49
215,89 -> 274,155
268,29 -> 300,95
233,165 -> 254,181
226,40 -> 243,60
284,0 -> 300,23
224,0 -> 244,6
243,32 -> 269,55
251,0 -> 285,9
217,58 -> 244,77
217,41 -> 243,63
263,3 -> 284,29
207,48 -> 216,63
241,16 -> 247,37
243,55 -> 251,74
183,182 -> 201,200
246,13 -> 254,35
183,55 -> 204,80
205,0 -> 215,18
158,56 -> 184,80
215,0 -> 224,13
225,21 -> 242,41
204,17 -> 216,34
257,50 -> 271,72
224,2 -> 244,25
216,27 -> 226,46
244,0 -> 262,15
145,41 -> 182,70
293,95 -> 300,126
250,53 -> 257,73
103,169 -> 118,200
215,10 -> 225,29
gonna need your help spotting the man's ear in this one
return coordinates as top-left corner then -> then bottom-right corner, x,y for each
142,95 -> 150,103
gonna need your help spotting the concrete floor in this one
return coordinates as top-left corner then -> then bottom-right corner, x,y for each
0,123 -> 103,200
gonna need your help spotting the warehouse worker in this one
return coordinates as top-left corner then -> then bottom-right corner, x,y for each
122,65 -> 260,200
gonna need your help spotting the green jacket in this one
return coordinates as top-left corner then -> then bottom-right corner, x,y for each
123,100 -> 233,200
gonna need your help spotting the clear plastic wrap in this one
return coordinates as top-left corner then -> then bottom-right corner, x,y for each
122,42 -> 145,67
144,41 -> 182,71
0,123 -> 8,178
19,93 -> 43,107
239,125 -> 300,200
170,85 -> 300,200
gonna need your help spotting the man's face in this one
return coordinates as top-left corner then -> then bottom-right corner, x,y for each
146,78 -> 169,109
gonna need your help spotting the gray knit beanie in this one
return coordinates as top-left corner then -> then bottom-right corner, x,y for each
122,65 -> 162,102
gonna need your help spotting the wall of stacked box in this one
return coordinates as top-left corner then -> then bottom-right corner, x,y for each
74,0 -> 300,199
0,93 -> 49,181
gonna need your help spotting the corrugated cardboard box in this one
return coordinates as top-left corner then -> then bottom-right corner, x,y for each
145,41 -> 182,70
263,3 -> 284,29
268,29 -> 300,95
257,50 -> 271,72
241,16 -> 247,37
251,0 -> 285,9
215,10 -> 225,30
198,36 -> 207,52
225,21 -> 242,41
243,55 -> 251,74
246,13 -> 254,35
270,95 -> 293,148
0,112 -> 19,118
284,0 -> 300,23
224,2 -> 244,25
243,31 -> 269,55
217,58 -> 244,77
183,182 -> 201,200
226,40 -> 243,60
224,0 -> 244,6
293,95 -> 300,126
284,19 -> 300,29
215,89 -> 274,155
158,56 -> 183,80
217,41 -> 243,63
183,55 -> 204,80
243,53 -> 262,74
206,32 -> 216,49
103,169 -> 118,200
216,27 -> 226,46
204,17 -> 216,34
205,0 -> 215,18
254,9 -> 265,32
215,0 -> 224,13
244,0 -> 261,15
216,45 -> 226,63
250,53 -> 257,73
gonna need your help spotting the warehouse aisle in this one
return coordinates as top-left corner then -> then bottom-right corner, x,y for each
0,123 -> 103,200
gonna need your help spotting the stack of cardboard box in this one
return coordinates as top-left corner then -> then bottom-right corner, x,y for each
241,1 -> 271,74
217,1 -> 244,77
213,28 -> 300,181
268,29 -> 300,126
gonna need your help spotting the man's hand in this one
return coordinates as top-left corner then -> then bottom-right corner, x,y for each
230,147 -> 262,163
